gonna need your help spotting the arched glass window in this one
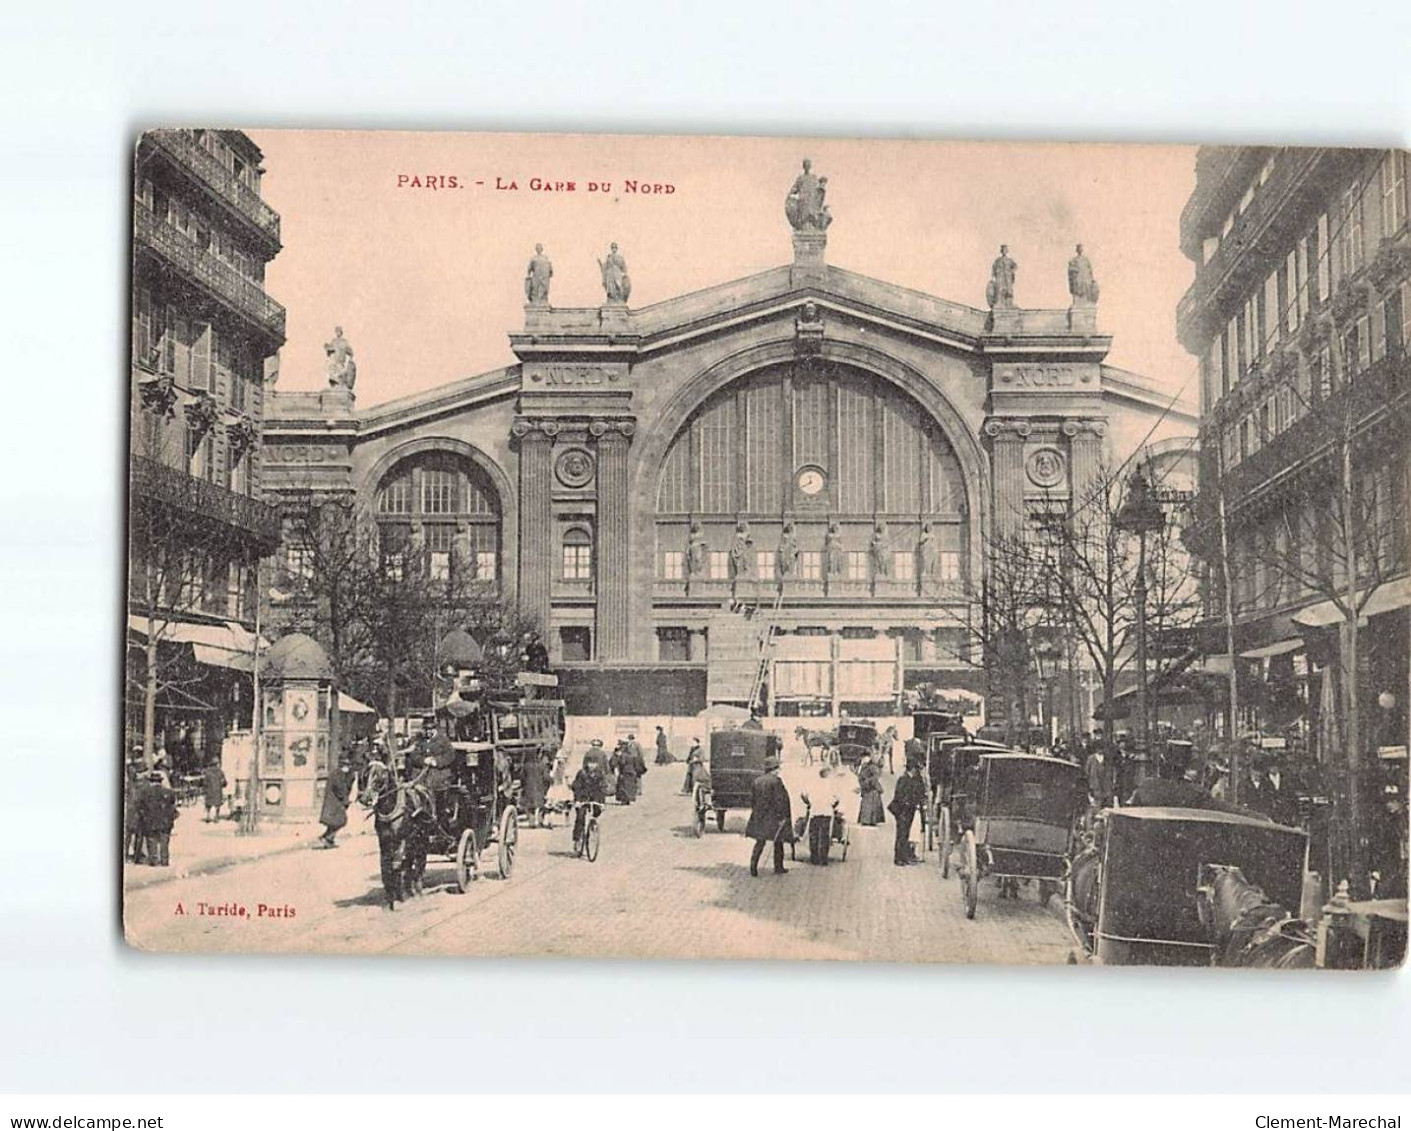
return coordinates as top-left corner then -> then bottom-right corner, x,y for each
374,452 -> 501,585
562,526 -> 593,581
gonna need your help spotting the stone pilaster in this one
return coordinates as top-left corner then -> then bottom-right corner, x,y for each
985,418 -> 1030,540
1064,418 -> 1107,507
593,420 -> 635,661
513,421 -> 554,636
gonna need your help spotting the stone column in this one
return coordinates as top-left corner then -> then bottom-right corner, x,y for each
985,419 -> 1029,540
1065,418 -> 1106,507
514,421 -> 553,636
594,421 -> 634,661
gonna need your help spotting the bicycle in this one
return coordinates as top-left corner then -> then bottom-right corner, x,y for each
571,800 -> 603,862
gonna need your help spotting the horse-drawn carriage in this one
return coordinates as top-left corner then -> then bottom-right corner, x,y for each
941,752 -> 1085,919
925,737 -> 1008,856
693,727 -> 782,836
835,721 -> 879,769
1065,806 -> 1310,966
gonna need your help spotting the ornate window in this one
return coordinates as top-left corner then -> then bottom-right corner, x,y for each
373,452 -> 501,586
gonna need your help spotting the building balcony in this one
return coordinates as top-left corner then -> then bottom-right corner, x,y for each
145,130 -> 281,249
131,454 -> 282,550
134,205 -> 286,343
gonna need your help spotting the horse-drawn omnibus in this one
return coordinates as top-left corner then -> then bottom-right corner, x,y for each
835,721 -> 879,769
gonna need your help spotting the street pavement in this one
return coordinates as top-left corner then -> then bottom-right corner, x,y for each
123,763 -> 1075,964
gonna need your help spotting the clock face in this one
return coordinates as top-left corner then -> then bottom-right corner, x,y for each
796,467 -> 826,496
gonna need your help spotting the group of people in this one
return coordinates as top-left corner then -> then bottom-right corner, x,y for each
744,750 -> 931,875
123,756 -> 179,867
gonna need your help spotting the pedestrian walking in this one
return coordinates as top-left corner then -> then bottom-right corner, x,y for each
745,754 -> 793,876
802,763 -> 840,865
201,757 -> 226,822
857,755 -> 885,826
318,758 -> 353,848
137,769 -> 178,867
124,753 -> 146,863
887,758 -> 926,866
521,750 -> 548,827
611,734 -> 647,804
682,737 -> 704,794
654,725 -> 673,764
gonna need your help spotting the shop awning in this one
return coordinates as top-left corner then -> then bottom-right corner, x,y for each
128,616 -> 268,671
1291,577 -> 1411,628
1239,638 -> 1305,660
338,692 -> 376,715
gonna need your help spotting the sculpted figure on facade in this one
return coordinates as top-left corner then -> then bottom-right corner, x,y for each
1068,243 -> 1100,305
729,520 -> 753,579
686,519 -> 708,577
985,245 -> 1017,310
917,522 -> 939,581
324,326 -> 357,391
777,520 -> 800,577
870,521 -> 890,578
598,242 -> 632,304
824,518 -> 846,578
406,523 -> 426,575
451,523 -> 476,581
524,243 -> 553,305
785,158 -> 832,231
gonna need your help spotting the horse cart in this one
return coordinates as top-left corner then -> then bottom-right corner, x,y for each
694,728 -> 782,835
1065,806 -> 1309,966
946,753 -> 1084,919
835,721 -> 879,770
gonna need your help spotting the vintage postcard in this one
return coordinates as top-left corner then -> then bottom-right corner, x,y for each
123,130 -> 1408,966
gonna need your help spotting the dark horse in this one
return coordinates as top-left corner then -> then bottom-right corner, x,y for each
358,760 -> 433,910
1197,864 -> 1316,969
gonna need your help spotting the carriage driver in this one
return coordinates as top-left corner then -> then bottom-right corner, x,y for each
407,713 -> 458,793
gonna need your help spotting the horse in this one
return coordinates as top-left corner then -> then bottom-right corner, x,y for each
1197,865 -> 1316,969
794,727 -> 836,766
358,760 -> 434,910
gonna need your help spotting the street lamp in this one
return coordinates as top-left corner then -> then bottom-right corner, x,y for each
1116,462 -> 1165,782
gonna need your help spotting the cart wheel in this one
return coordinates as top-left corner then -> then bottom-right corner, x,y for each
585,816 -> 601,863
454,829 -> 478,893
938,808 -> 952,879
961,830 -> 979,920
497,807 -> 518,879
715,809 -> 726,833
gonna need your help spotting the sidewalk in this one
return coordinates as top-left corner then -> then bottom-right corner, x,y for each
123,802 -> 372,891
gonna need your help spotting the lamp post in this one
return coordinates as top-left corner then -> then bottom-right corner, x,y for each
1116,463 -> 1165,783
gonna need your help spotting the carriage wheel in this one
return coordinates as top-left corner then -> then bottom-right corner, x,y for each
938,808 -> 952,879
961,830 -> 979,920
585,816 -> 601,863
454,829 -> 479,893
715,809 -> 726,833
497,807 -> 518,879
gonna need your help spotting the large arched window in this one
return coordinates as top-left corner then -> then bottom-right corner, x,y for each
375,451 -> 501,584
655,363 -> 970,596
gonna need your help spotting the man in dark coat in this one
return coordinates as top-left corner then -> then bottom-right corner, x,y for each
520,752 -> 548,827
201,758 -> 226,823
137,770 -> 178,867
654,725 -> 672,764
745,754 -> 793,876
682,737 -> 704,794
888,760 -> 927,866
318,759 -> 353,847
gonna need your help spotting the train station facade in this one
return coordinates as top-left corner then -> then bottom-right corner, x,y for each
263,224 -> 1194,718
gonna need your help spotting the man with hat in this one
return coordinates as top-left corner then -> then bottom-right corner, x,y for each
136,768 -> 178,867
124,749 -> 147,863
318,756 -> 354,848
745,752 -> 793,876
887,755 -> 927,866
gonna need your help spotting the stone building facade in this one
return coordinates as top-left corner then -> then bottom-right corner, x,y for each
264,214 -> 1193,717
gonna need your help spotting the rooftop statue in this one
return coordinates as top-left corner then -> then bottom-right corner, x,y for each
598,242 -> 632,304
785,158 -> 833,232
325,326 -> 357,391
1068,243 -> 1100,305
985,245 -> 1017,310
525,243 -> 553,305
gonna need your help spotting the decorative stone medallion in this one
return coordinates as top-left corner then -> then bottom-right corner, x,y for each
1026,446 -> 1066,489
555,448 -> 596,489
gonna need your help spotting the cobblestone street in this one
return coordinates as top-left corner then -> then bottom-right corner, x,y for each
125,764 -> 1074,964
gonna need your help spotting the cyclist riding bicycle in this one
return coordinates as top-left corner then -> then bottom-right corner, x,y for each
571,748 -> 609,845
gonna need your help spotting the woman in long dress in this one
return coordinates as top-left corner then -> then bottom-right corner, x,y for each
857,756 -> 885,826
